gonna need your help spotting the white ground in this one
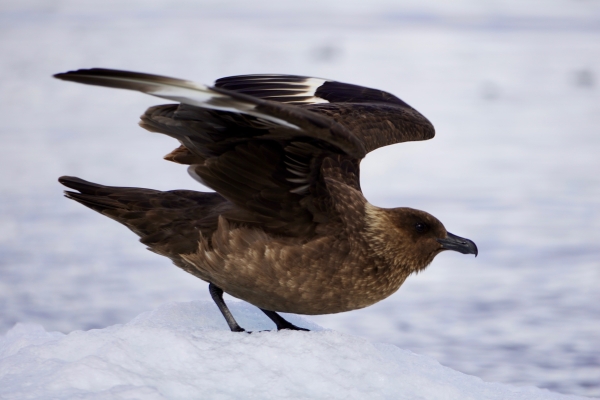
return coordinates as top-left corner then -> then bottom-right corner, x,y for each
0,0 -> 599,398
0,301 -> 588,400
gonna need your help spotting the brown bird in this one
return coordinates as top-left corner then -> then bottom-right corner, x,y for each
54,68 -> 477,332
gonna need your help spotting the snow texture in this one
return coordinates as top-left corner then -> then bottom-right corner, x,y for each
0,301 -> 587,400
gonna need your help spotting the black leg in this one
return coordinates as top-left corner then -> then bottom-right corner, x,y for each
260,309 -> 309,331
209,283 -> 245,332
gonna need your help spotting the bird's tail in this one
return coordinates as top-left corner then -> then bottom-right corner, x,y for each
59,176 -> 226,258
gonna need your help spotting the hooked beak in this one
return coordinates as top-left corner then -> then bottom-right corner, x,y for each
437,232 -> 478,257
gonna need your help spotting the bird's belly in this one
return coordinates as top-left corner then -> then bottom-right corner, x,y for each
180,225 -> 404,315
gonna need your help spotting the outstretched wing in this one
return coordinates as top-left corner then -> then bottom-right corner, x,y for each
54,69 -> 433,237
215,74 -> 435,153
54,69 -> 364,158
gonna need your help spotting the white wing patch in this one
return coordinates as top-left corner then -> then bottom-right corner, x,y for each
255,77 -> 329,105
214,74 -> 331,105
54,69 -> 300,130
146,84 -> 302,129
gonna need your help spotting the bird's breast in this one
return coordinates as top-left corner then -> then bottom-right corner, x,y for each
180,217 -> 409,314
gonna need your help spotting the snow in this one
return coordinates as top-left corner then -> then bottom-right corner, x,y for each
0,301 -> 587,400
1,0 -> 599,397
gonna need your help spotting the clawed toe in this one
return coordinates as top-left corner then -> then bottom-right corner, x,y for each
279,325 -> 310,331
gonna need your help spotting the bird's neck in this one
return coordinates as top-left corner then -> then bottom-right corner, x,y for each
363,204 -> 420,277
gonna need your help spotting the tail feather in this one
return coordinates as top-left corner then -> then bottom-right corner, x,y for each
59,175 -> 107,194
64,191 -> 124,214
58,176 -> 227,256
59,176 -> 160,213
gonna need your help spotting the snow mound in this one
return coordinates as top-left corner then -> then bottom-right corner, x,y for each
0,301 -> 585,400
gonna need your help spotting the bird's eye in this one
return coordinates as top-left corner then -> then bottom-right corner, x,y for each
415,222 -> 428,233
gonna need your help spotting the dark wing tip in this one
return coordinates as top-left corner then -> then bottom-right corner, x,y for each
53,68 -> 186,92
53,68 -> 108,81
53,69 -> 83,80
423,119 -> 436,140
53,68 -> 122,88
315,81 -> 411,107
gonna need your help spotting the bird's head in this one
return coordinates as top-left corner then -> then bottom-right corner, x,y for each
365,205 -> 477,273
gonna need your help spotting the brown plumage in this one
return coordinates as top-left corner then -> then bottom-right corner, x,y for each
55,69 -> 477,332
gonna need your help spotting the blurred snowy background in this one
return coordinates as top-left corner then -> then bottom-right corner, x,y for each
0,0 -> 599,397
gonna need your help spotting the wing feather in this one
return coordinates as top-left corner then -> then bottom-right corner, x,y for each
54,68 -> 300,129
54,68 -> 433,236
215,73 -> 435,153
